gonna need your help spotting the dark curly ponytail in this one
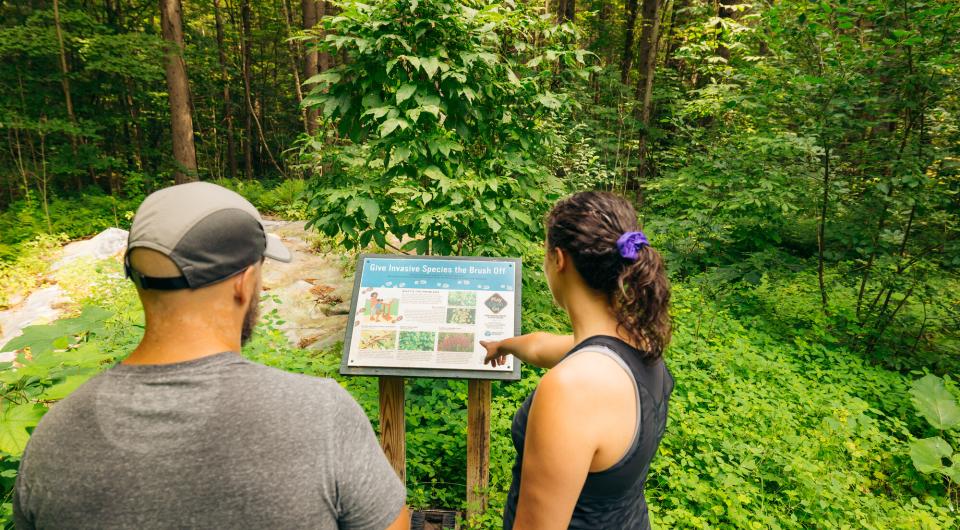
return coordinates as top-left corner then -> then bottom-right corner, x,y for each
546,191 -> 671,361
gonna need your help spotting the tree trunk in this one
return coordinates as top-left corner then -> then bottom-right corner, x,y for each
214,0 -> 238,179
557,0 -> 574,22
281,0 -> 310,134
123,79 -> 144,170
629,0 -> 664,203
634,0 -> 663,125
663,0 -> 683,66
856,111 -> 915,317
159,0 -> 198,183
240,0 -> 255,178
621,0 -> 640,84
318,1 -> 333,72
302,0 -> 319,134
817,145 -> 830,313
52,0 -> 82,189
716,0 -> 737,61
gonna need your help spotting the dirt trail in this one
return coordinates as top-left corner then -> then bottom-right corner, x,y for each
259,220 -> 352,350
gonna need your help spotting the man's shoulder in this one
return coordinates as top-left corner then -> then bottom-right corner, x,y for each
35,359 -> 352,430
223,359 -> 366,426
235,359 -> 350,400
23,369 -> 107,456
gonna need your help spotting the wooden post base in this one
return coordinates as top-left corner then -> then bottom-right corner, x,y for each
379,376 -> 406,483
466,379 -> 491,520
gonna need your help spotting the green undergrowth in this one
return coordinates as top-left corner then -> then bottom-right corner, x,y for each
200,271 -> 960,527
1,253 -> 957,528
0,235 -> 66,310
0,179 -> 308,266
211,178 -> 310,221
0,192 -> 139,261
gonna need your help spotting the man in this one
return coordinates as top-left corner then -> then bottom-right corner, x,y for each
14,182 -> 408,529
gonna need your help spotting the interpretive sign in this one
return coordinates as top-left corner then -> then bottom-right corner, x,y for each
340,254 -> 522,380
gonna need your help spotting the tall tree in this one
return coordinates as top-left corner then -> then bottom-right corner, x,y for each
556,0 -> 575,22
213,0 -> 238,179
621,0 -> 639,83
281,0 -> 309,133
240,0 -> 255,177
634,0 -> 663,123
629,0 -> 664,199
52,0 -> 81,188
158,0 -> 198,183
716,0 -> 737,61
302,0 -> 319,134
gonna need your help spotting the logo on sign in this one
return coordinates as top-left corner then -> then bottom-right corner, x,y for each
485,293 -> 508,314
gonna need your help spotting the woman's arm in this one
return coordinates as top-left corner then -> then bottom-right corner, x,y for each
481,332 -> 574,369
511,366 -> 599,529
512,352 -> 639,529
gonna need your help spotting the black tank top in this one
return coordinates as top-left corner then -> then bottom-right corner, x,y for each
502,335 -> 673,529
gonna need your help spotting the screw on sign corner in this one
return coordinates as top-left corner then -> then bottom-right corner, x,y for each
410,509 -> 459,530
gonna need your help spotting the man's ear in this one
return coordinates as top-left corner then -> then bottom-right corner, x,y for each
233,264 -> 260,304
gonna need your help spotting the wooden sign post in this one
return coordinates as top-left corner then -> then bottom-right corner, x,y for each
378,377 -> 491,520
379,376 -> 406,482
342,255 -> 521,522
466,379 -> 491,516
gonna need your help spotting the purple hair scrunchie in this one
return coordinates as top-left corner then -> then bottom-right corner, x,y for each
617,231 -> 649,260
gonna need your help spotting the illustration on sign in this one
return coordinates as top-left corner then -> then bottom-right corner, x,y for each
344,256 -> 518,373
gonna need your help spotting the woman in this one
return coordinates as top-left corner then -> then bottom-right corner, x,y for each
483,191 -> 673,529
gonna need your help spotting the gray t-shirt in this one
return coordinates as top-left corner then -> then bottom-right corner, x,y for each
14,352 -> 405,529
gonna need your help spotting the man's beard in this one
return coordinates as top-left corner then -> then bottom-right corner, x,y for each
240,294 -> 260,346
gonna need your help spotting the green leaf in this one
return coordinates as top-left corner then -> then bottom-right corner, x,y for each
358,198 -> 380,225
945,462 -> 960,484
431,238 -> 453,255
910,374 -> 960,430
910,437 -> 953,474
404,56 -> 422,70
389,146 -> 411,168
396,84 -> 417,104
508,209 -> 533,226
0,402 -> 45,456
2,306 -> 114,355
415,94 -> 440,107
537,93 -> 561,109
422,166 -> 445,181
363,106 -> 393,119
303,71 -> 341,85
458,86 -> 476,102
379,118 -> 408,137
41,373 -> 94,401
421,56 -> 440,78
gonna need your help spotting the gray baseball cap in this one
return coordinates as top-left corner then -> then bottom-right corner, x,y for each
124,182 -> 292,290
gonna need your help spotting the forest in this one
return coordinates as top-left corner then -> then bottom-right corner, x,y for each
0,0 -> 959,527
